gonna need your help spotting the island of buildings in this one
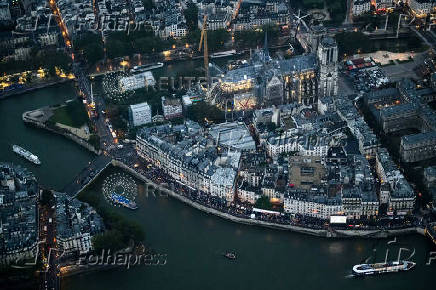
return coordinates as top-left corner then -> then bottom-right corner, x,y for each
2,0 -> 436,253
0,163 -> 38,265
124,15 -> 436,223
0,163 -> 103,266
129,31 -> 423,222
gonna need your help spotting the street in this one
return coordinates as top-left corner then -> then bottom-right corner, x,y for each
38,196 -> 59,290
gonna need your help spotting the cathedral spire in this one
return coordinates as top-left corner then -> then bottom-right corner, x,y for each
263,29 -> 269,62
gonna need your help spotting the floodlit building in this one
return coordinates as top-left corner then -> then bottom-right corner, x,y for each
214,30 -> 332,107
352,0 -> 371,16
317,37 -> 338,98
284,191 -> 342,219
136,121 -> 241,202
129,102 -> 152,127
408,0 -> 436,18
232,0 -> 290,31
198,11 -> 230,30
374,0 -> 395,10
119,71 -> 155,92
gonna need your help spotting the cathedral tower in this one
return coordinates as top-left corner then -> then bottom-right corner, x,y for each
317,36 -> 338,98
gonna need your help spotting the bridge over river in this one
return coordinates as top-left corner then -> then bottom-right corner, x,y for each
62,154 -> 112,197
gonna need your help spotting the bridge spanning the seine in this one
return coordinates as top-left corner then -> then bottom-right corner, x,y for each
63,154 -> 112,197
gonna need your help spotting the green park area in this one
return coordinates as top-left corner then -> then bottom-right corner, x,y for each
186,101 -> 225,124
234,24 -> 279,48
49,98 -> 88,128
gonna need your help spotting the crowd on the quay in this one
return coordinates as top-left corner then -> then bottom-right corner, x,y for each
109,144 -> 422,232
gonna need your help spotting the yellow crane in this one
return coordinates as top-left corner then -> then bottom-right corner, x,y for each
199,14 -> 209,86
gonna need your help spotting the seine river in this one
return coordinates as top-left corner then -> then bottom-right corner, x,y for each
0,83 -> 94,190
63,174 -> 435,290
0,71 -> 435,290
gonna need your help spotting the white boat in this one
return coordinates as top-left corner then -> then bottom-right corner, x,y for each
223,252 -> 237,260
131,62 -> 164,73
210,50 -> 237,59
352,260 -> 415,276
12,145 -> 41,165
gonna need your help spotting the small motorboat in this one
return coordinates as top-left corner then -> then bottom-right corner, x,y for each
223,252 -> 237,260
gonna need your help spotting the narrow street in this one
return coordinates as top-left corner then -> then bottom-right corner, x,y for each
39,196 -> 59,290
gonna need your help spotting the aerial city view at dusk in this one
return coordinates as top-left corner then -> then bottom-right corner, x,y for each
1,0 -> 436,289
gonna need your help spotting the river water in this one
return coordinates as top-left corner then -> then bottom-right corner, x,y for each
0,82 -> 94,190
62,168 -> 435,290
0,71 -> 435,290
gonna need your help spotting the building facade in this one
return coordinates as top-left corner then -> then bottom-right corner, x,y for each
129,102 -> 152,127
352,0 -> 371,16
317,37 -> 338,99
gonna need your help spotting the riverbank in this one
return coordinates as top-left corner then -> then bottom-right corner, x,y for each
0,78 -> 73,99
59,247 -> 133,278
110,160 -> 425,239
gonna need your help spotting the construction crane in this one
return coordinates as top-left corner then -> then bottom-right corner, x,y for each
293,9 -> 309,41
199,14 -> 209,87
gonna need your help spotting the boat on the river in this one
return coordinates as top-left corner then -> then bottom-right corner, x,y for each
210,50 -> 237,59
12,145 -> 41,165
352,260 -> 415,276
223,252 -> 237,260
110,193 -> 138,210
131,62 -> 164,73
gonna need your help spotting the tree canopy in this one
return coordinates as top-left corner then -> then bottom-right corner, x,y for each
105,31 -> 175,59
74,32 -> 104,66
0,50 -> 71,75
186,101 -> 225,124
184,1 -> 199,32
234,24 -> 279,48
